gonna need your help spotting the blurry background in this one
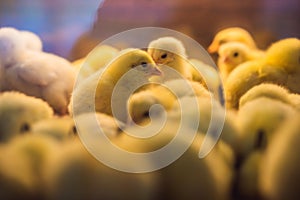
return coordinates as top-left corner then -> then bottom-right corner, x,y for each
0,0 -> 299,61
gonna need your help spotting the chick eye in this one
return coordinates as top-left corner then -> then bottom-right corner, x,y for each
233,52 -> 239,57
71,125 -> 77,135
20,123 -> 30,133
161,53 -> 167,59
140,62 -> 148,68
254,129 -> 267,150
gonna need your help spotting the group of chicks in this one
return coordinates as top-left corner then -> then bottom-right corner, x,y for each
0,25 -> 299,200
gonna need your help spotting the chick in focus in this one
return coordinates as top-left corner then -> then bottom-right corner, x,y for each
208,27 -> 258,53
0,27 -> 77,114
217,42 -> 264,81
225,38 -> 300,109
0,92 -> 53,143
71,48 -> 162,122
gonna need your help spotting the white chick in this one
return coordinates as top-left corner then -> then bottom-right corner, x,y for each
0,134 -> 59,200
0,27 -> 77,114
208,27 -> 258,53
147,37 -> 193,81
225,38 -> 300,109
44,141 -> 159,200
259,114 -> 300,200
71,48 -> 162,122
20,30 -> 43,51
239,83 -> 294,108
217,42 -> 265,81
114,125 -> 233,200
73,45 -> 119,81
31,116 -> 75,142
0,92 -> 53,143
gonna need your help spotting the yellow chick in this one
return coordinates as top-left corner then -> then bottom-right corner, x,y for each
147,37 -> 193,81
236,97 -> 296,159
239,83 -> 294,108
208,27 -> 258,53
225,38 -> 300,109
218,42 -> 265,81
31,116 -> 75,142
72,45 -> 119,81
0,92 -> 53,143
71,48 -> 162,122
0,134 -> 59,200
259,114 -> 300,200
44,141 -> 159,200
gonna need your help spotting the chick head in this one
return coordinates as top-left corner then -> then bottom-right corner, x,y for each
147,37 -> 187,66
218,42 -> 250,71
264,38 -> 300,72
0,27 -> 25,65
107,48 -> 162,79
0,92 -> 53,142
208,27 -> 257,53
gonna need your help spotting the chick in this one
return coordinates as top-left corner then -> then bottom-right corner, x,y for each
114,125 -> 233,200
236,97 -> 296,159
259,114 -> 300,200
0,27 -> 77,114
72,45 -> 119,81
0,92 -> 53,143
71,48 -> 162,122
0,134 -> 59,200
44,141 -> 159,200
31,116 -> 75,142
20,30 -> 43,51
225,38 -> 300,109
147,37 -> 193,81
239,83 -> 294,108
217,42 -> 265,81
208,27 -> 258,53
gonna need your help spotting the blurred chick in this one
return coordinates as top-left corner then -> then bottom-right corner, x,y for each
31,116 -> 75,142
0,134 -> 59,200
239,83 -> 294,108
44,141 -> 159,200
147,37 -> 193,81
225,38 -> 300,109
71,48 -> 162,122
0,27 -> 77,114
208,27 -> 258,53
217,42 -> 265,81
259,114 -> 300,200
0,92 -> 53,143
20,30 -> 43,51
72,45 -> 119,81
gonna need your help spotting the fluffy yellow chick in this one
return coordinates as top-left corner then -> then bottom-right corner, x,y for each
44,141 -> 159,200
71,48 -> 162,122
114,126 -> 233,200
208,27 -> 258,53
259,114 -> 300,200
218,42 -> 265,81
236,97 -> 296,159
72,45 -> 119,81
147,37 -> 193,81
225,38 -> 300,109
31,116 -> 75,142
0,134 -> 59,200
239,83 -> 294,108
0,92 -> 53,143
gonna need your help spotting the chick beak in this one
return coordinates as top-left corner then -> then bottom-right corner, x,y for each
150,67 -> 163,76
208,43 -> 218,54
222,56 -> 230,63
